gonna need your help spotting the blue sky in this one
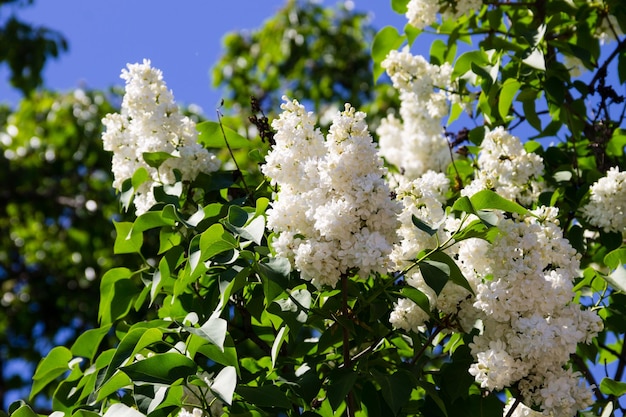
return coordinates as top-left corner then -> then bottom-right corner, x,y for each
2,0 -> 406,113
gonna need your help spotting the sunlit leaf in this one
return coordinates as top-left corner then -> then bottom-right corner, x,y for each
142,151 -> 175,169
186,317 -> 228,352
121,352 -> 196,384
98,268 -> 138,325
372,26 -> 406,80
236,385 -> 291,409
197,121 -> 251,149
600,378 -> 626,396
30,346 -> 72,399
211,366 -> 237,405
102,403 -> 146,417
498,78 -> 520,120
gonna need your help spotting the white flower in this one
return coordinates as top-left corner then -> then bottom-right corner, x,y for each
102,59 -> 220,215
502,399 -> 544,417
406,0 -> 482,30
377,48 -> 458,179
264,98 -> 400,288
581,166 -> 626,233
461,127 -> 544,206
468,340 -> 523,390
389,297 -> 431,331
460,207 -> 601,416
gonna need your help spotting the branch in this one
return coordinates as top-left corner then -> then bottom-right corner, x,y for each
588,39 -> 626,93
410,325 -> 443,365
341,274 -> 356,417
571,353 -> 605,402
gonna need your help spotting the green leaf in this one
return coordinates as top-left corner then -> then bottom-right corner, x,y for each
132,167 -> 150,189
72,411 -> 103,417
327,368 -> 358,411
395,286 -> 430,314
411,215 -> 438,236
453,219 -> 496,243
98,267 -> 138,325
271,325 -> 289,369
186,316 -> 228,352
391,0 -> 410,14
452,196 -> 475,214
257,257 -> 291,303
196,334 -> 240,372
101,327 -> 163,387
30,346 -> 72,399
604,266 -> 626,293
70,326 -> 111,361
142,151 -> 175,169
373,370 -> 413,415
7,405 -> 38,417
132,210 -> 177,234
211,366 -> 237,405
619,50 -> 626,84
224,206 -> 266,244
522,47 -> 545,71
121,352 -> 196,384
372,26 -> 406,80
200,223 -> 239,261
197,121 -> 250,149
428,251 -> 474,294
452,50 -> 488,79
113,221 -> 143,254
418,259 -> 450,295
404,24 -> 421,46
430,39 -> 447,66
600,377 -> 626,396
96,371 -> 133,402
470,189 -> 528,216
236,385 -> 291,409
498,79 -> 520,120
604,247 -> 626,270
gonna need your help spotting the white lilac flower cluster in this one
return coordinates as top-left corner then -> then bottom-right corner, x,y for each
102,59 -> 220,215
462,207 -> 602,416
461,127 -> 545,206
263,97 -> 400,288
377,48 -> 459,179
389,171 -> 478,332
405,0 -> 482,30
581,166 -> 626,233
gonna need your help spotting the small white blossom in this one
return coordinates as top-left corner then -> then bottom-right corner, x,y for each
461,127 -> 544,206
581,166 -> 626,233
406,0 -> 482,30
102,59 -> 220,215
377,48 -> 459,179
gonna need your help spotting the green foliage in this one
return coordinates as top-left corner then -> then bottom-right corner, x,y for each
0,0 -> 68,94
212,0 -> 398,133
0,89 -> 123,407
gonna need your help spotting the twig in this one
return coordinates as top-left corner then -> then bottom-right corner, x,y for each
571,353 -> 605,401
341,274 -> 356,417
410,326 -> 443,365
216,108 -> 252,199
